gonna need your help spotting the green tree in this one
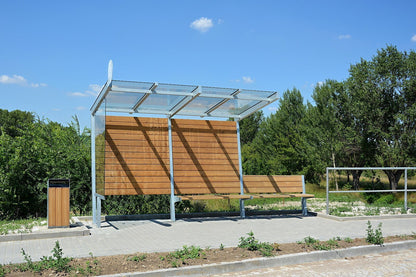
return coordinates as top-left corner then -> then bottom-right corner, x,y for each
346,45 -> 416,190
0,112 -> 91,219
306,80 -> 345,187
239,111 -> 264,145
0,109 -> 34,137
243,88 -> 309,177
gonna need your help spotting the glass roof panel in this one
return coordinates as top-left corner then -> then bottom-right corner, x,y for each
155,83 -> 198,94
179,97 -> 224,115
91,79 -> 278,120
210,99 -> 262,116
200,86 -> 237,96
112,80 -> 153,91
105,91 -> 143,110
238,89 -> 276,99
137,94 -> 185,112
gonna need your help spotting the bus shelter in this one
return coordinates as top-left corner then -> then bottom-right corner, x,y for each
90,61 -> 279,227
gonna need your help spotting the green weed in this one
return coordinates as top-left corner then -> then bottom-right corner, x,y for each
366,221 -> 384,245
163,245 -> 206,267
238,231 -> 277,257
128,254 -> 147,262
344,237 -> 353,243
19,241 -> 72,273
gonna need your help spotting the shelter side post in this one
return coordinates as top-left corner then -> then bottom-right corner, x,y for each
168,117 -> 176,221
91,114 -> 97,226
236,121 -> 246,218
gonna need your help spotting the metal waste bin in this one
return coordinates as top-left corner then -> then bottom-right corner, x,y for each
47,179 -> 70,228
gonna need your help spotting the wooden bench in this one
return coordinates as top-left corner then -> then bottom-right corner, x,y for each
243,175 -> 314,215
177,175 -> 314,216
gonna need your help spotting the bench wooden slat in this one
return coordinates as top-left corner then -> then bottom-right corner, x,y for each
250,194 -> 292,199
289,193 -> 315,198
180,195 -> 252,201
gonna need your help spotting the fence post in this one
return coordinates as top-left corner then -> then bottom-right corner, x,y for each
326,167 -> 329,215
404,169 -> 408,211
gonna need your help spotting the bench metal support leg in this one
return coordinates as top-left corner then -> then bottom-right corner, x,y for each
240,199 -> 246,218
96,197 -> 102,227
301,197 -> 307,216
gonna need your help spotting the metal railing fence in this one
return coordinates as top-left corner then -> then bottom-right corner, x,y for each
326,167 -> 416,215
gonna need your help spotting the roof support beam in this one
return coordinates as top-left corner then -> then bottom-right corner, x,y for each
132,83 -> 158,111
204,89 -> 241,115
238,93 -> 279,119
169,86 -> 201,118
90,80 -> 112,116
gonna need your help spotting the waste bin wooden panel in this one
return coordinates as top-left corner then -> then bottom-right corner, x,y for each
48,179 -> 70,228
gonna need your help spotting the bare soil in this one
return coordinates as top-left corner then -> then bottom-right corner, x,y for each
3,235 -> 415,276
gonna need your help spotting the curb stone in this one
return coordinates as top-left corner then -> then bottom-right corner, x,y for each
316,212 -> 416,221
0,217 -> 90,242
98,240 -> 416,277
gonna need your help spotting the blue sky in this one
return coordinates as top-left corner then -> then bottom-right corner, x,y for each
1,1 -> 416,129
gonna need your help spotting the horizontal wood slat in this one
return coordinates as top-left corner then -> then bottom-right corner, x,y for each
243,175 -> 303,182
104,116 -> 240,195
243,175 -> 305,194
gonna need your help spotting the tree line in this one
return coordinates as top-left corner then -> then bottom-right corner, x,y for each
241,45 -> 416,191
0,45 -> 414,220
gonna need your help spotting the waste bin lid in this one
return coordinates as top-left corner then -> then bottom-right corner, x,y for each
48,179 -> 70,188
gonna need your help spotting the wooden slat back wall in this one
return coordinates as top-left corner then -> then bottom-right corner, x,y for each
105,116 -> 171,195
171,119 -> 241,194
243,175 -> 304,194
104,116 -> 242,195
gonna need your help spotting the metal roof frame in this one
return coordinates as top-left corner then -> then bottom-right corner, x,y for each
90,61 -> 279,121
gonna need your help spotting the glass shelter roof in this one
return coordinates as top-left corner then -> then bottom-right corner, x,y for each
91,64 -> 279,120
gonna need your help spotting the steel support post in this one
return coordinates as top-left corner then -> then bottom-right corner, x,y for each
236,121 -> 245,218
91,114 -> 97,226
326,167 -> 329,215
405,169 -> 408,211
168,118 -> 176,221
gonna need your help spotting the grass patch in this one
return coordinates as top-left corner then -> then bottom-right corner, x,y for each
0,217 -> 46,235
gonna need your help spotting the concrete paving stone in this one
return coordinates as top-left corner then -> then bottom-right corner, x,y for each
1,215 -> 416,265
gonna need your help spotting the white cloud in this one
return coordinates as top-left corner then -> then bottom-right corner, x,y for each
217,19 -> 224,24
70,92 -> 88,97
338,34 -> 351,40
411,34 -> 416,42
268,105 -> 278,112
0,74 -> 46,87
190,17 -> 213,33
242,76 -> 254,84
0,74 -> 27,85
316,81 -> 324,88
76,106 -> 86,110
69,84 -> 102,97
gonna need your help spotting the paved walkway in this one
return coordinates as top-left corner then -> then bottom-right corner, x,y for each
1,215 -> 416,265
214,248 -> 416,276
